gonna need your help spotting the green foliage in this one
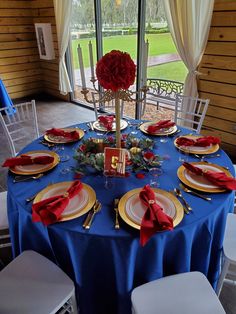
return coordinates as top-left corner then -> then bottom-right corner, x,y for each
74,134 -> 162,175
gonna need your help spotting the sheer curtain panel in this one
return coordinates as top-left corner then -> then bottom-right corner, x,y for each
163,0 -> 214,98
53,0 -> 72,95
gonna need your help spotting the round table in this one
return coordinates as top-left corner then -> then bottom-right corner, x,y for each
7,122 -> 235,314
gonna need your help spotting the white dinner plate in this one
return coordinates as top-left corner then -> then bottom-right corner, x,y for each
34,182 -> 96,221
93,119 -> 128,132
10,151 -> 59,175
118,188 -> 184,229
177,162 -> 232,193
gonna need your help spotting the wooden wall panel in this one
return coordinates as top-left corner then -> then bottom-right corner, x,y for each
0,0 -> 42,99
198,0 -> 236,160
0,0 -> 66,101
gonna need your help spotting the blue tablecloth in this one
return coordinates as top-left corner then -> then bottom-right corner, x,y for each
7,123 -> 235,314
0,79 -> 15,114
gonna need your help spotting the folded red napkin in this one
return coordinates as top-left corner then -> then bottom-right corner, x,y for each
176,136 -> 221,147
98,115 -> 114,131
183,162 -> 236,190
32,180 -> 83,225
46,128 -> 80,140
139,185 -> 173,246
2,155 -> 54,167
147,120 -> 175,134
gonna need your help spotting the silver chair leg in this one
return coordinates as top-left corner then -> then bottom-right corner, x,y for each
216,257 -> 230,296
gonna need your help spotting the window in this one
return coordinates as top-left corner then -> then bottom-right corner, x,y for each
69,0 -> 187,119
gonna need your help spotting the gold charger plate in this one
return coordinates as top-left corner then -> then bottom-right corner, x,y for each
177,162 -> 232,193
140,121 -> 177,136
10,150 -> 60,175
174,135 -> 219,155
118,188 -> 184,230
44,128 -> 84,143
92,119 -> 128,132
34,181 -> 96,222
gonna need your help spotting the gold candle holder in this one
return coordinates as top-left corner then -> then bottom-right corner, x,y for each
81,83 -> 148,148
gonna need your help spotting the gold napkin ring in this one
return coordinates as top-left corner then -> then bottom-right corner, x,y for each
148,200 -> 155,204
63,192 -> 69,198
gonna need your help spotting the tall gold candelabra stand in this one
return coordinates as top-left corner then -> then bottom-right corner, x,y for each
81,79 -> 148,149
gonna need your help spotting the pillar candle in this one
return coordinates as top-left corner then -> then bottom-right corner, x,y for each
77,44 -> 86,89
143,40 -> 149,86
89,41 -> 95,79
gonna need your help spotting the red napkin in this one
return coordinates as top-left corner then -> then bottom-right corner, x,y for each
139,185 -> 173,246
32,180 -> 83,225
147,120 -> 175,134
2,155 -> 54,167
183,162 -> 236,190
176,136 -> 221,147
46,128 -> 80,140
98,115 -> 114,131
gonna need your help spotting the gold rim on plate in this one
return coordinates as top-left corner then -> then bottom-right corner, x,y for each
10,150 -> 60,175
140,121 -> 177,136
33,182 -> 96,222
118,188 -> 184,230
174,135 -> 219,155
44,128 -> 84,143
177,162 -> 232,193
92,119 -> 128,132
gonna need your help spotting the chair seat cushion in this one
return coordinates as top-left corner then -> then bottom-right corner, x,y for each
0,250 -> 75,314
131,271 -> 225,314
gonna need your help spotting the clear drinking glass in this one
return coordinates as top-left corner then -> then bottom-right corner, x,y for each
149,167 -> 163,187
53,144 -> 70,162
178,146 -> 190,162
103,169 -> 116,190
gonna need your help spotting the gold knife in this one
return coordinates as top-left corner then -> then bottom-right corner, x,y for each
83,200 -> 98,228
85,202 -> 102,229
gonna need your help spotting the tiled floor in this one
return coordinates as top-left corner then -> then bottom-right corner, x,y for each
0,96 -> 235,313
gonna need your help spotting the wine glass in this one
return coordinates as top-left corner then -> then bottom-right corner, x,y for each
103,169 -> 116,190
53,144 -> 70,162
149,167 -> 163,187
178,146 -> 190,162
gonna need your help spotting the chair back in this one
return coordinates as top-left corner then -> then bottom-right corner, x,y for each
174,94 -> 209,133
91,92 -> 124,120
0,100 -> 39,156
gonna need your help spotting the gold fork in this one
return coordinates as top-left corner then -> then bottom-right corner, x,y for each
114,198 -> 120,229
13,173 -> 44,183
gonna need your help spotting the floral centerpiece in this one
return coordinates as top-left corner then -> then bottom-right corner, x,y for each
96,50 -> 136,92
95,50 -> 136,148
74,134 -> 162,176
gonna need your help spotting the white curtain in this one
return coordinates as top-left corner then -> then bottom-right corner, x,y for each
53,0 -> 72,95
163,0 -> 214,98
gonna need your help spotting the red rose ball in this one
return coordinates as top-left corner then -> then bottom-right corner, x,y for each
96,50 -> 136,92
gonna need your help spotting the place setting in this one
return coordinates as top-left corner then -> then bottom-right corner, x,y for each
174,135 -> 221,156
177,161 -> 236,193
32,180 -> 97,225
44,127 -> 85,144
117,184 -> 184,246
92,115 -> 128,132
2,150 -> 60,182
139,119 -> 178,136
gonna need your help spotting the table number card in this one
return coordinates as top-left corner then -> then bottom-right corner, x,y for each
104,147 -> 126,176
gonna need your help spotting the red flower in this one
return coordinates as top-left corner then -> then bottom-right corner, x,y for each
96,50 -> 136,91
136,173 -> 145,179
143,151 -> 155,161
80,144 -> 87,152
74,172 -> 84,179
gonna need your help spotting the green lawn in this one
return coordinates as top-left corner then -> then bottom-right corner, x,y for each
72,33 -> 187,82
